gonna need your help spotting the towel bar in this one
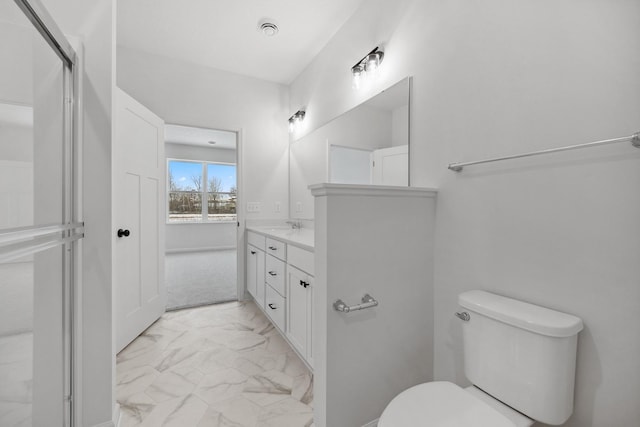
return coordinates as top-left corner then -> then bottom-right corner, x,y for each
333,294 -> 378,313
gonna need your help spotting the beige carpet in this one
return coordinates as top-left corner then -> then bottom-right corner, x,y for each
165,249 -> 237,310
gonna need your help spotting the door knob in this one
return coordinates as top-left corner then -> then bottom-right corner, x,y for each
117,228 -> 130,238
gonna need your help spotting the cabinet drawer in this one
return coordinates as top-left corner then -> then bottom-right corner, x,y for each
265,237 -> 286,261
247,231 -> 266,251
265,284 -> 285,332
265,255 -> 286,296
288,245 -> 314,276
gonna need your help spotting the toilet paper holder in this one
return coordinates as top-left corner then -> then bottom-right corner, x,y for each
333,294 -> 378,313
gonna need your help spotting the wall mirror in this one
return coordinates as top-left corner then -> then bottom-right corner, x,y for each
289,77 -> 411,219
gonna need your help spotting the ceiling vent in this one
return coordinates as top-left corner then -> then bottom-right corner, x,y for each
259,21 -> 279,37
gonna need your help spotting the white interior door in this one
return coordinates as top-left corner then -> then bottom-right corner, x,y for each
115,88 -> 165,352
372,145 -> 408,186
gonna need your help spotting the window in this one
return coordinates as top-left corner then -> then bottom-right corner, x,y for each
168,160 -> 236,223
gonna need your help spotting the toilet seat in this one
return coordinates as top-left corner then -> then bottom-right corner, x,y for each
378,381 -> 518,427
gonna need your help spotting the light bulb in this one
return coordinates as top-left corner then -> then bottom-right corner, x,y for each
352,64 -> 364,89
364,52 -> 381,73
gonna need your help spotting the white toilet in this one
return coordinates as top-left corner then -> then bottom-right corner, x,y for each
379,290 -> 583,426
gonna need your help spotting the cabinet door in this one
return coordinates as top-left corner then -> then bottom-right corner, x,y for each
255,249 -> 265,308
306,274 -> 314,368
247,245 -> 265,308
247,245 -> 258,298
287,265 -> 312,362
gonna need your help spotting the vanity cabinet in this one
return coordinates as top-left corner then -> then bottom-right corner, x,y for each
246,229 -> 314,368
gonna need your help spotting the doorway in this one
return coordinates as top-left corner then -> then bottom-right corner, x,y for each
164,124 -> 238,310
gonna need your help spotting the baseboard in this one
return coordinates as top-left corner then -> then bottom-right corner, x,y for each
114,402 -> 121,427
362,419 -> 379,427
165,246 -> 236,254
97,402 -> 120,427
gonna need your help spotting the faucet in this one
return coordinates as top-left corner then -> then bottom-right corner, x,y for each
286,220 -> 302,229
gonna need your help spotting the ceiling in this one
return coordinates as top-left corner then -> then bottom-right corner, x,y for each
117,0 -> 367,85
165,124 -> 236,150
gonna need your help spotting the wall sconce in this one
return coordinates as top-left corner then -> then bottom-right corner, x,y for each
351,46 -> 384,89
288,110 -> 306,133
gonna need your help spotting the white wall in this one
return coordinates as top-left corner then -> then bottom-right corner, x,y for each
290,0 -> 640,426
117,47 -> 290,222
165,143 -> 236,164
165,142 -> 237,252
42,0 -> 116,426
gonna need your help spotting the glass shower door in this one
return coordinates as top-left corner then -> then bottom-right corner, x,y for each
0,1 -> 80,426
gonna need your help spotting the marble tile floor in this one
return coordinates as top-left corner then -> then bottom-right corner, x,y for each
117,301 -> 314,427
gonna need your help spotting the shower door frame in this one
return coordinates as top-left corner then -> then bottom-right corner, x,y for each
0,1 -> 81,426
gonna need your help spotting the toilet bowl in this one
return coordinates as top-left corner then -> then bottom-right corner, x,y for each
378,381 -> 533,427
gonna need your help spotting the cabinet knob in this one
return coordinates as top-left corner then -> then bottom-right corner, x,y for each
268,303 -> 277,310
303,281 -> 310,288
250,250 -> 256,255
117,228 -> 130,238
268,271 -> 277,276
268,246 -> 277,251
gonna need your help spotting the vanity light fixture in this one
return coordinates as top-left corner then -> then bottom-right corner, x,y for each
351,46 -> 384,89
288,110 -> 306,133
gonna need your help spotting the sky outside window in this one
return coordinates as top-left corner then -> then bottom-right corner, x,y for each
207,164 -> 236,192
169,161 -> 202,190
169,161 -> 236,192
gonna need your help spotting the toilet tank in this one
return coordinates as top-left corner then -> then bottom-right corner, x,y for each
458,291 -> 583,425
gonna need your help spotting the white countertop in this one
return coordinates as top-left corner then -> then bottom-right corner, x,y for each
246,225 -> 314,251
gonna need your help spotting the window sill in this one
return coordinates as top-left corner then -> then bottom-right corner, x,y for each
166,220 -> 237,225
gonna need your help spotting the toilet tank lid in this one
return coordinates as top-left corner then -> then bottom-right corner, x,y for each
459,291 -> 583,337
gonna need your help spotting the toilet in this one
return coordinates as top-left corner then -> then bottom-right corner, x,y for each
379,290 -> 583,426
